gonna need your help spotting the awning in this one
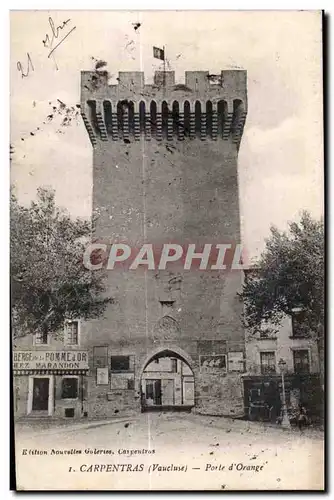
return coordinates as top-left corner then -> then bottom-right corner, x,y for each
13,369 -> 89,375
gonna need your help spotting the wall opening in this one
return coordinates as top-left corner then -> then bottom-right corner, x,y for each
103,101 -> 112,135
32,377 -> 49,411
128,101 -> 135,136
65,408 -> 75,418
184,101 -> 190,137
161,101 -> 169,138
150,101 -> 157,137
117,101 -> 123,134
87,100 -> 98,133
231,99 -> 244,134
217,100 -> 225,137
140,349 -> 195,412
195,101 -> 202,137
139,101 -> 146,134
206,101 -> 213,137
172,100 -> 180,135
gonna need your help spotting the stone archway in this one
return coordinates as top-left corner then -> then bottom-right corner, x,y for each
139,348 -> 195,412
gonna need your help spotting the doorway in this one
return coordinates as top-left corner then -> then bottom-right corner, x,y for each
140,349 -> 195,411
28,376 -> 53,415
145,379 -> 162,406
32,378 -> 49,411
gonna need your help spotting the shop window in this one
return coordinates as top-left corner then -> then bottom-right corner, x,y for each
260,352 -> 276,374
34,331 -> 48,345
293,350 -> 310,374
61,378 -> 78,399
93,346 -> 108,367
65,320 -> 79,345
110,355 -> 131,372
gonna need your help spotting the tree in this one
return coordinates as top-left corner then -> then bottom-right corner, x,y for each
241,211 -> 324,384
11,187 -> 112,339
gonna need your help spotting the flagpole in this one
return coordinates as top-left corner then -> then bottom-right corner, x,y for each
163,45 -> 166,89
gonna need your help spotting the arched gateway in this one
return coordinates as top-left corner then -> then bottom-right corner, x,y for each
140,349 -> 195,412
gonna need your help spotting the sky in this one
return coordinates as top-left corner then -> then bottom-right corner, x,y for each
10,10 -> 324,259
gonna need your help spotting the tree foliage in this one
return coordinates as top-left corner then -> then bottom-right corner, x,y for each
11,187 -> 112,338
241,211 -> 324,340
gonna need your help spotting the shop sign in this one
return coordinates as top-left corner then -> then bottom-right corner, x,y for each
13,350 -> 89,370
199,354 -> 227,372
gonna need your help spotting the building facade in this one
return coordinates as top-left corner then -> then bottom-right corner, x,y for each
243,311 -> 322,422
13,68 -> 248,419
13,321 -> 89,419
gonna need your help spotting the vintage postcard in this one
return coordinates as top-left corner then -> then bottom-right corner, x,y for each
10,10 -> 324,491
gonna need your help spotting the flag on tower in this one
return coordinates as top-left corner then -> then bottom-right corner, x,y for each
153,46 -> 165,60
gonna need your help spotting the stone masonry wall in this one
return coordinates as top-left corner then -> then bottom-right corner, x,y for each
81,68 -> 247,418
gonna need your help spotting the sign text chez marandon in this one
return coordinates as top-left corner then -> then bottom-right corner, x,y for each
13,350 -> 89,370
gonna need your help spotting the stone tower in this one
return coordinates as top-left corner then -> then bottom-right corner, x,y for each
81,69 -> 248,417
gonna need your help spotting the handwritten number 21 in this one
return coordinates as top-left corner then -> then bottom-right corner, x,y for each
17,53 -> 34,78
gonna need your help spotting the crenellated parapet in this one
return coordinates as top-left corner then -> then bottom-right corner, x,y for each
80,70 -> 247,147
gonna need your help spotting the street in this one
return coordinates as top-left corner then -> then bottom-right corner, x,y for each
14,413 -> 324,491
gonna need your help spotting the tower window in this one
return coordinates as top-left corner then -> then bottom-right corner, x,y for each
217,100 -> 225,137
103,101 -> 112,134
117,101 -> 123,133
161,101 -> 169,138
195,101 -> 201,136
184,101 -> 190,137
206,101 -> 213,137
139,101 -> 146,133
150,101 -> 157,137
159,300 -> 174,307
87,100 -> 98,133
172,101 -> 179,135
128,100 -> 135,135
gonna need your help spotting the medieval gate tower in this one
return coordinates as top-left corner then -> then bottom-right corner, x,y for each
81,69 -> 248,417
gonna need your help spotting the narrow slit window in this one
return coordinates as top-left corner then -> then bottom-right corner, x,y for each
161,101 -> 169,138
195,101 -> 201,137
150,101 -> 157,137
217,100 -> 225,137
184,101 -> 190,137
103,101 -> 112,134
128,101 -> 135,135
139,101 -> 146,134
172,101 -> 179,135
206,101 -> 213,137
